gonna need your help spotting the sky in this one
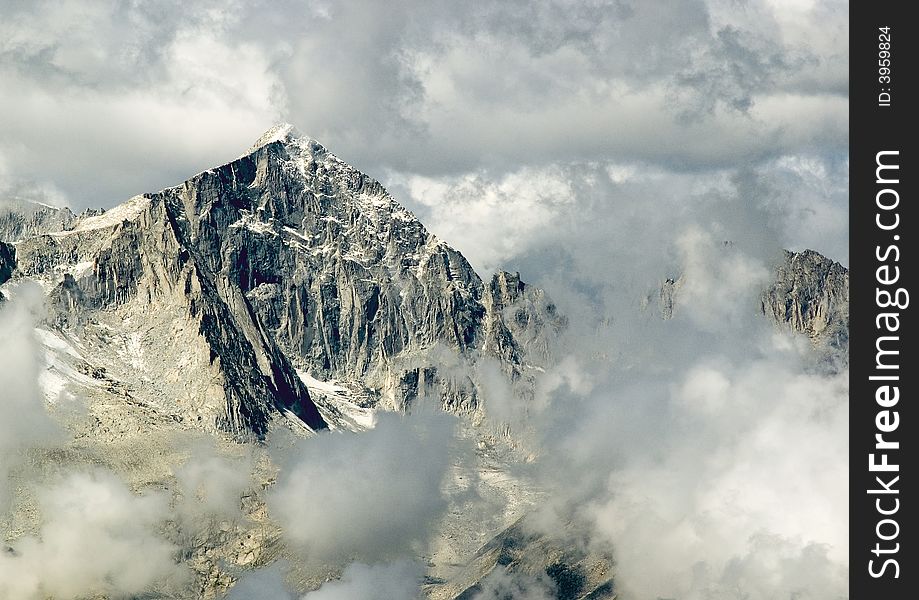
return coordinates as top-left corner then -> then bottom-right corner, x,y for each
0,0 -> 848,265
0,2 -> 849,599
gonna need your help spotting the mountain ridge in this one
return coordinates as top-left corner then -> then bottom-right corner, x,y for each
2,126 -> 561,438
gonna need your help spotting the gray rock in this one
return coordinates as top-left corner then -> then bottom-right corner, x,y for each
761,249 -> 849,355
445,515 -> 615,600
0,200 -> 76,242
658,276 -> 681,320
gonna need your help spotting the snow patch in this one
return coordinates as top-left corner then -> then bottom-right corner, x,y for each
35,328 -> 99,403
296,370 -> 376,431
54,195 -> 151,235
229,213 -> 278,236
53,261 -> 94,278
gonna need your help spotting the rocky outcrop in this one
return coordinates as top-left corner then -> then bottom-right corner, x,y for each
658,276 -> 681,320
761,249 -> 849,353
483,271 -> 566,374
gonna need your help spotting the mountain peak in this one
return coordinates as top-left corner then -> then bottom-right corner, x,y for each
244,122 -> 336,167
246,122 -> 302,153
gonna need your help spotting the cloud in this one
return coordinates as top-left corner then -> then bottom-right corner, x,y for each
0,0 -> 283,210
751,154 -> 849,264
390,152 -> 848,599
391,151 -> 845,285
268,410 -> 459,565
0,283 -> 62,509
580,356 -> 848,599
173,441 -> 255,521
0,470 -> 186,600
0,0 -> 846,210
395,166 -> 577,274
672,226 -> 772,328
301,560 -> 424,600
485,224 -> 850,600
226,561 -> 297,600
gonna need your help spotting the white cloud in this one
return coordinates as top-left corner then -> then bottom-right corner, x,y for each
673,225 -> 772,328
397,167 -> 576,273
0,0 -> 847,210
0,284 -> 62,509
301,560 -> 423,600
523,290 -> 848,600
0,470 -> 186,600
225,561 -> 296,600
467,567 -> 556,600
225,559 -> 424,600
173,441 -> 254,521
269,411 -> 459,564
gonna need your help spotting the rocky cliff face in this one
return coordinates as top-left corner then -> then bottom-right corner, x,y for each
0,199 -> 107,242
761,249 -> 849,354
10,194 -> 324,436
0,241 -> 13,287
2,125 -> 558,438
0,201 -> 74,242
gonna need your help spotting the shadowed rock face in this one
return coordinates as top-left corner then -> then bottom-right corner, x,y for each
2,125 -> 560,436
0,241 -> 13,286
10,194 -> 325,436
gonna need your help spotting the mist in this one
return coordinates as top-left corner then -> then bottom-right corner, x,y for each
269,410 -> 462,565
0,470 -> 186,600
424,161 -> 851,600
0,283 -> 63,510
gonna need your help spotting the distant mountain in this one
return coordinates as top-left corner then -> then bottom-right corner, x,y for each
762,249 -> 849,356
656,249 -> 848,362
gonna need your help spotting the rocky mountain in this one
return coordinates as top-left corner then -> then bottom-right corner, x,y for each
762,249 -> 849,354
1,124 -> 560,440
0,199 -> 108,243
0,125 -> 848,600
0,200 -> 75,242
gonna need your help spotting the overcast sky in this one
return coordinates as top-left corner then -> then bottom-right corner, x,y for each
0,0 -> 847,264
